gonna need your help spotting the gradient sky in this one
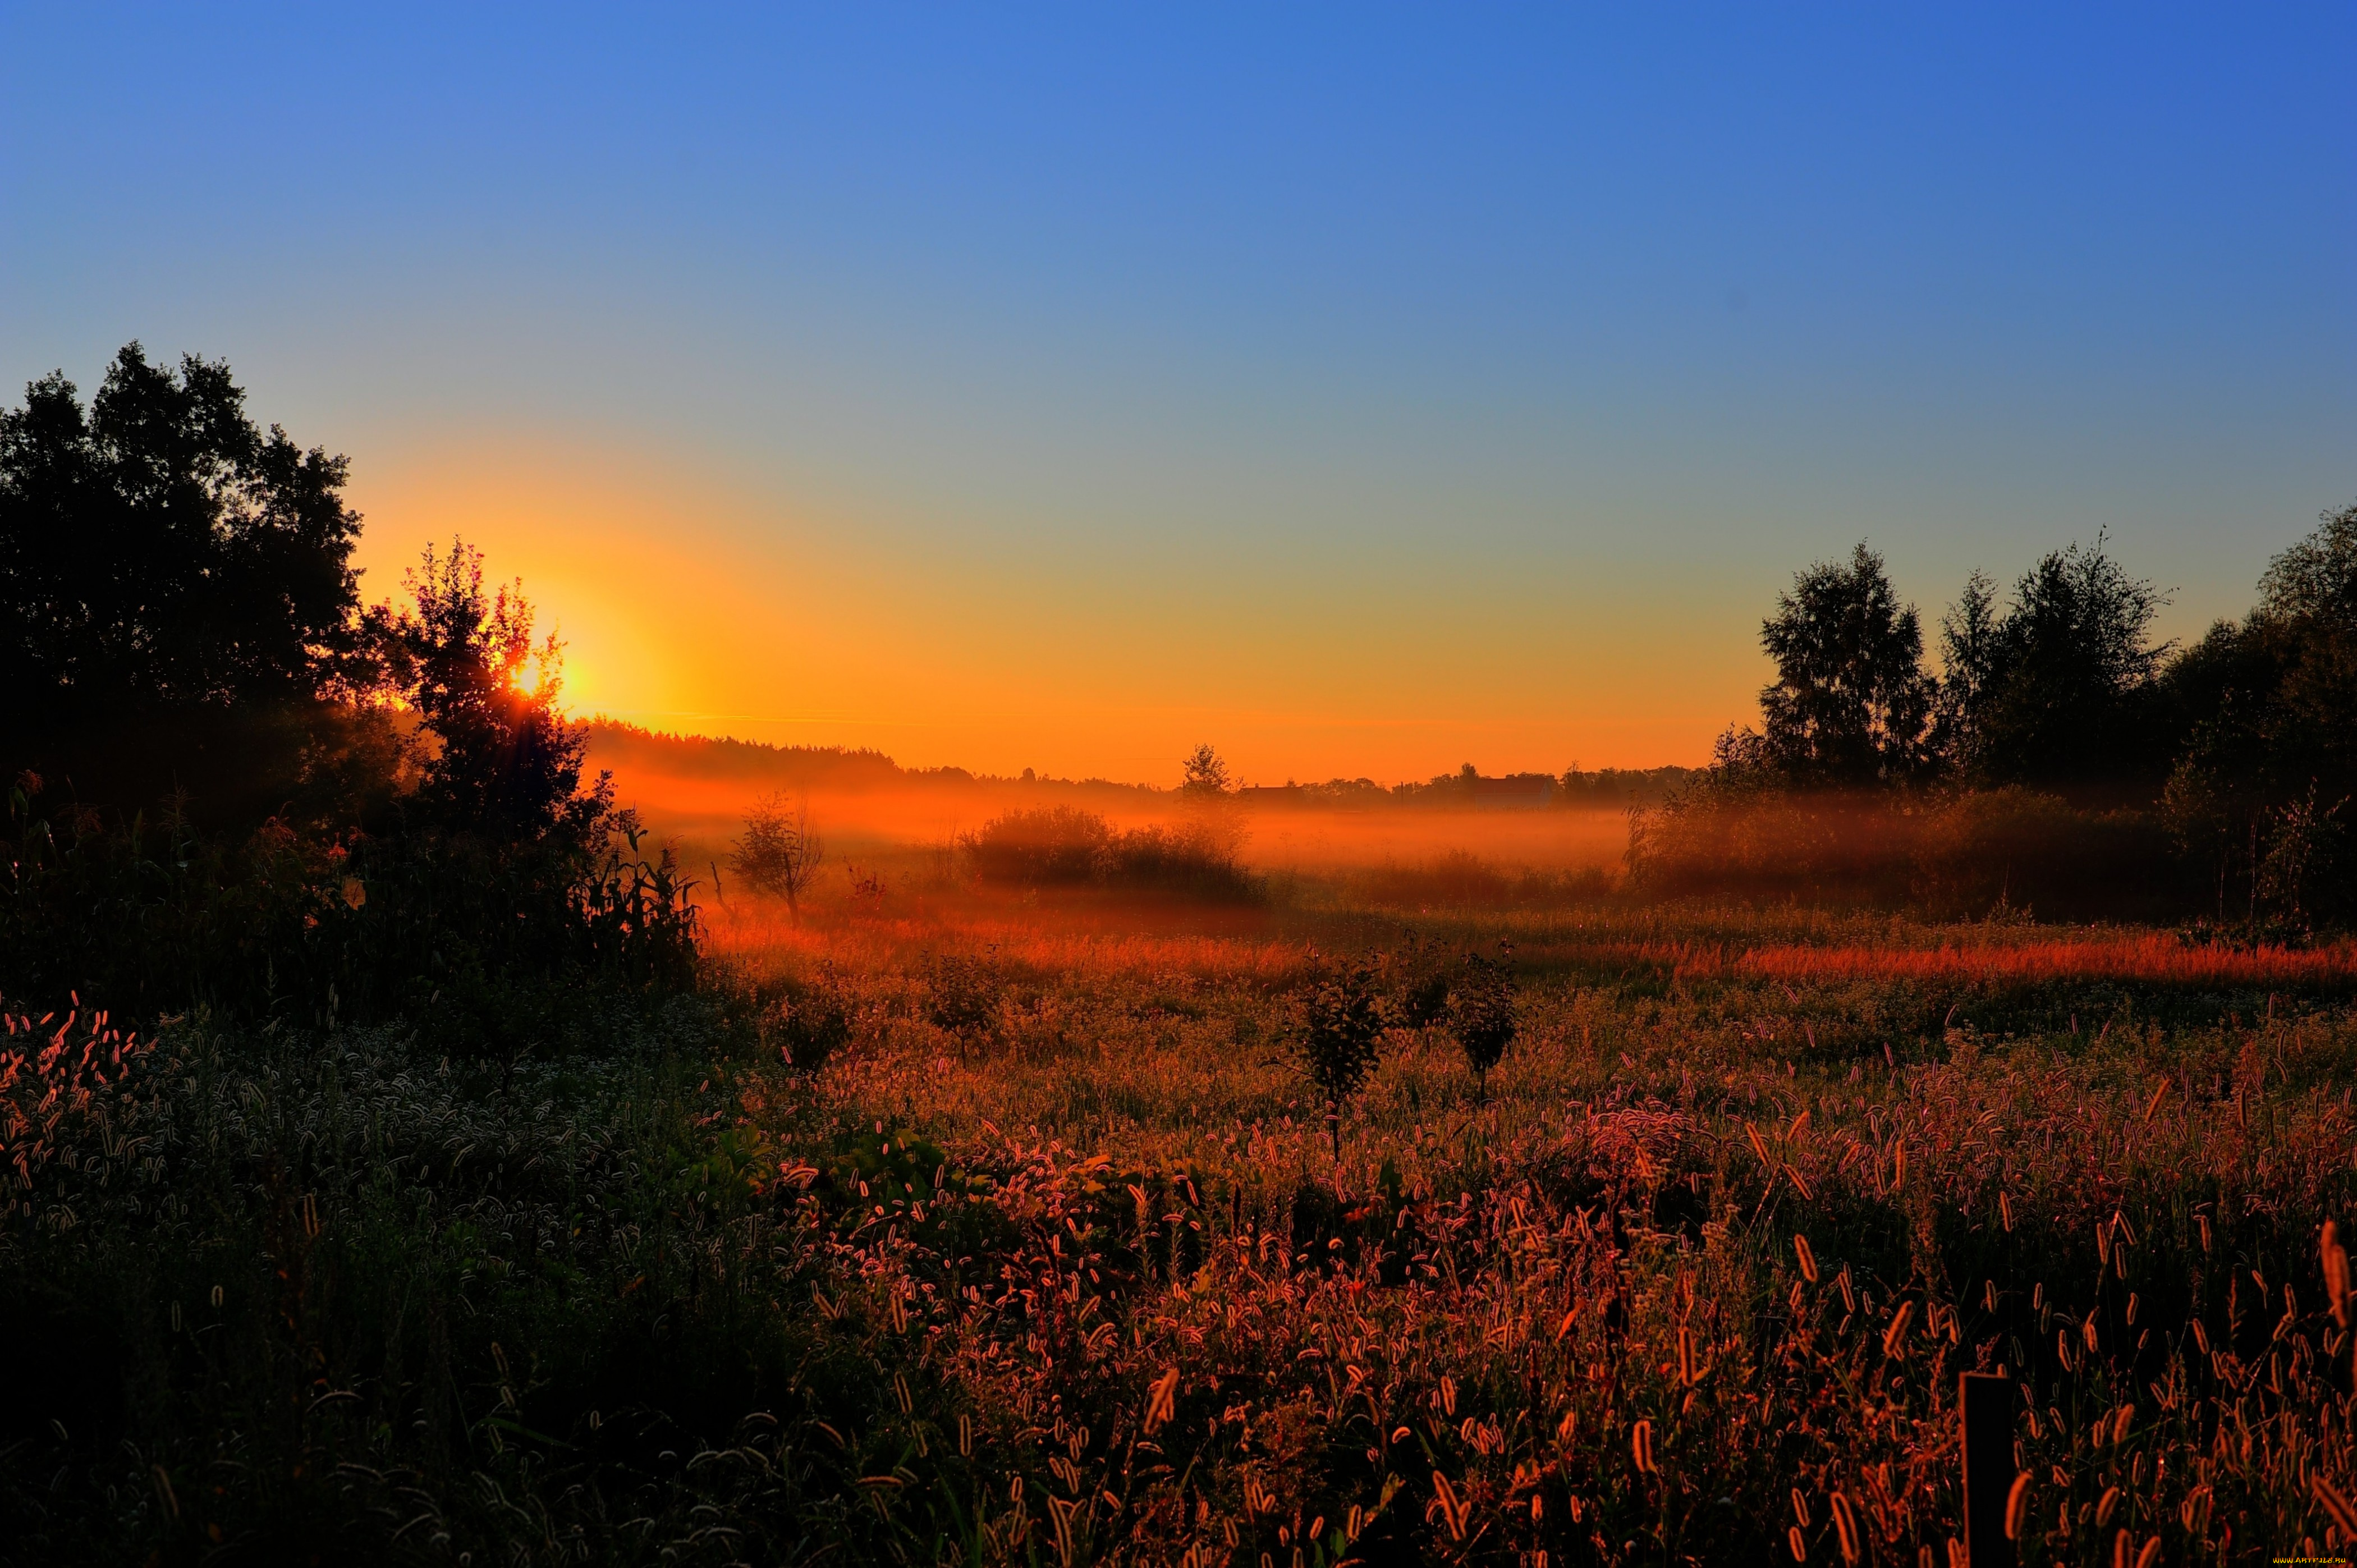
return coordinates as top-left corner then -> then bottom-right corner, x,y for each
4,6 -> 2351,784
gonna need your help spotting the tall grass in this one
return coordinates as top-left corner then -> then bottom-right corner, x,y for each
758,943 -> 2357,1563
10,866 -> 2357,1559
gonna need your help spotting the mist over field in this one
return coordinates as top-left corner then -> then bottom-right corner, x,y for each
7,6 -> 2357,1562
586,724 -> 1641,894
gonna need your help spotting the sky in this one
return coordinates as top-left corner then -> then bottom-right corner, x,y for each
4,5 -> 2351,785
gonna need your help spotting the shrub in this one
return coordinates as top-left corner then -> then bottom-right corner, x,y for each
1294,952 -> 1390,1160
1355,850 -> 1511,907
1102,820 -> 1260,901
728,793 -> 826,920
717,959 -> 854,1072
927,951 -> 1005,1052
1627,782 -> 1918,903
0,777 -> 699,1044
962,807 -> 1260,900
1630,776 -> 2191,919
1446,943 -> 1517,1092
1910,786 -> 2181,919
962,806 -> 1113,884
0,1006 -> 901,1565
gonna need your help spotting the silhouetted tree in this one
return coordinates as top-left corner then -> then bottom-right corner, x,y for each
1180,743 -> 1232,796
2161,698 -> 2269,921
2158,502 -> 2356,919
2249,501 -> 2357,799
1934,570 -> 2001,762
382,539 -> 608,843
1955,534 -> 2166,789
0,346 -> 411,827
1178,742 -> 1248,860
2256,787 -> 2345,924
731,794 -> 826,921
1757,543 -> 1935,786
0,344 -> 367,728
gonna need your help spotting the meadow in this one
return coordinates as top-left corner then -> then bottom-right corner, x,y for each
12,796 -> 2357,1566
11,331 -> 2354,1568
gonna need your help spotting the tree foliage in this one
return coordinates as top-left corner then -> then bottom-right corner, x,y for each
0,344 -> 366,725
1959,534 -> 2167,787
1757,544 -> 1935,786
1685,507 -> 2355,924
0,345 -> 386,823
1742,534 -> 2170,795
730,794 -> 826,920
2157,503 -> 2357,919
1295,953 -> 1389,1159
1446,943 -> 1517,1092
1180,742 -> 1232,797
2250,501 -> 2357,799
380,539 -> 607,844
1177,742 -> 1249,863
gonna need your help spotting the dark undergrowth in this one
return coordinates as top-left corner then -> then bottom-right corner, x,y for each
10,869 -> 2357,1560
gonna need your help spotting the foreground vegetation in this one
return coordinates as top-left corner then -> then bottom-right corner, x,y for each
11,884 -> 2357,1564
10,346 -> 2357,1565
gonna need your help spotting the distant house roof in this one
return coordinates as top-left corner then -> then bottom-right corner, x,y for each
1473,777 -> 1555,809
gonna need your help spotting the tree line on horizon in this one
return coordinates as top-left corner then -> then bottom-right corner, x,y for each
1656,506 -> 2357,922
6,343 -> 2350,934
0,343 -> 1687,878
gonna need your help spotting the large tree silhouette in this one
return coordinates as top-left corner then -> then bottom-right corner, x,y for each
0,345 -> 383,822
1757,543 -> 1936,787
1954,535 -> 2166,788
1,344 -> 365,727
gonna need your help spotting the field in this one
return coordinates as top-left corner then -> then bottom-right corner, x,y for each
700,865 -> 2357,1565
12,795 -> 2357,1568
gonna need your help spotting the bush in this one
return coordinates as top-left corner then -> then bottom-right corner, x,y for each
0,1005 -> 919,1566
1627,784 -> 1918,904
1294,952 -> 1390,1159
1629,778 -> 2191,919
1,778 -> 699,1046
1102,821 -> 1261,900
1910,786 -> 2182,919
962,807 -> 1260,901
1446,944 -> 1517,1090
961,806 -> 1113,884
728,793 -> 825,919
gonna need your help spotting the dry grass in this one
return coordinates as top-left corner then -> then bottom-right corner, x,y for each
707,884 -> 2357,1562
14,865 -> 2357,1562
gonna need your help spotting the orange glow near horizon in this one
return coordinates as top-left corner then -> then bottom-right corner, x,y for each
347,433 -> 1765,787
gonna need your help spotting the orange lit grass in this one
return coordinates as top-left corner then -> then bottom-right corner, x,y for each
704,872 -> 2357,1000
1725,933 -> 2357,989
699,892 -> 1310,987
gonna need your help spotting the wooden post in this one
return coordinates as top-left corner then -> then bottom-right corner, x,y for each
1960,1373 -> 2016,1567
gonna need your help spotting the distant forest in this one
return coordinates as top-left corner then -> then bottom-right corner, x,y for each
588,722 -> 1694,811
4,344 -> 2350,926
1636,509 -> 2357,923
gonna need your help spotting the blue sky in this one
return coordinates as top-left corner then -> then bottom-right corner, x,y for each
3,5 -> 2350,778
